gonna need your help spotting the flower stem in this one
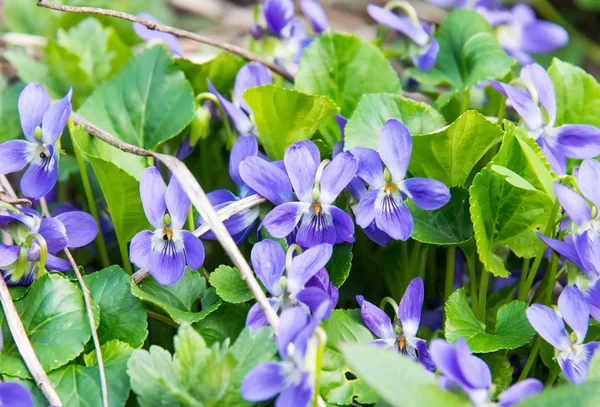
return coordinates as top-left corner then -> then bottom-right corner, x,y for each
477,267 -> 489,322
313,327 -> 327,407
444,247 -> 456,301
518,338 -> 540,381
187,206 -> 194,231
465,250 -> 479,315
543,252 -> 560,305
70,124 -> 110,268
380,296 -> 400,314
518,257 -> 531,301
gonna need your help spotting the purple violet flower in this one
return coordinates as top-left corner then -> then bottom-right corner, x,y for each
0,83 -> 71,199
208,62 -> 272,136
134,13 -> 183,56
367,4 -> 439,71
352,119 -> 451,241
526,285 -> 600,384
246,239 -> 334,329
242,140 -> 358,248
489,64 -> 600,174
299,0 -> 329,34
129,167 -> 205,286
357,277 -> 434,370
430,337 -> 543,406
0,382 -> 34,407
264,0 -> 295,37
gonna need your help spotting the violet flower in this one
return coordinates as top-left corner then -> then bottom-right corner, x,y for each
134,13 -> 183,56
526,286 -> 600,384
0,207 -> 97,286
243,140 -> 358,248
367,3 -> 439,71
208,62 -> 272,136
246,239 -> 334,329
242,304 -> 328,407
0,382 -> 34,407
198,136 -> 260,245
352,119 -> 451,241
357,277 -> 434,370
489,64 -> 600,174
0,83 -> 71,199
430,337 -> 543,406
129,167 -> 205,286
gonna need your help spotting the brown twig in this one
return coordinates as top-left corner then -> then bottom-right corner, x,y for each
70,113 -> 280,331
36,0 -> 294,82
131,193 -> 266,284
0,192 -> 31,206
39,197 -> 108,407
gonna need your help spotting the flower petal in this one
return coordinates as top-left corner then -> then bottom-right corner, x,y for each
206,189 -> 237,207
0,244 -> 18,268
296,287 -> 333,319
558,285 -> 589,344
579,159 -> 600,209
455,338 -> 492,391
399,277 -> 424,338
374,191 -> 413,241
335,115 -> 347,138
295,209 -> 336,248
230,136 -> 259,187
251,239 -> 286,296
263,202 -> 306,239
558,342 -> 600,385
0,382 -> 34,407
182,230 -> 204,270
0,140 -> 34,174
401,178 -> 450,210
134,13 -> 183,56
275,372 -> 312,407
538,233 -> 585,271
263,0 -> 295,37
208,79 -> 253,136
497,379 -> 543,407
553,124 -> 600,159
488,80 -> 542,131
379,119 -> 412,182
520,21 -> 568,54
416,339 -> 435,372
38,217 -> 68,253
46,253 -> 71,272
55,211 -> 98,249
520,63 -> 556,119
355,188 -> 380,228
554,183 -> 591,226
239,157 -> 294,205
18,83 -> 50,141
276,306 -> 311,358
430,339 -> 468,386
148,240 -> 186,286
526,304 -> 570,351
329,205 -> 355,244
234,63 -> 272,113
140,167 -> 167,229
414,38 -> 439,72
367,5 -> 429,46
319,151 -> 358,205
130,230 -> 153,269
166,175 -> 190,230
351,147 -> 385,188
288,243 -> 333,293
574,229 -> 600,277
41,89 -> 71,145
300,0 -> 328,33
356,295 -> 395,339
362,221 -> 393,246
284,140 -> 320,202
241,361 -> 287,402
20,148 -> 58,199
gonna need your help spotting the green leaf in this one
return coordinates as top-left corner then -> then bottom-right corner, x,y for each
341,343 -> 469,407
84,266 -> 148,348
445,289 -> 535,353
209,265 -> 255,303
243,85 -> 339,160
412,9 -> 515,90
0,79 -> 25,143
79,44 -> 195,150
4,49 -> 61,99
344,93 -> 446,150
321,348 -> 378,406
194,303 -> 249,346
409,186 -> 474,245
326,243 -> 353,288
176,53 -> 246,95
0,274 -> 91,378
131,268 -> 221,325
322,309 -> 375,350
295,31 -> 401,118
409,110 -> 504,186
548,58 -> 600,127
516,380 -> 600,407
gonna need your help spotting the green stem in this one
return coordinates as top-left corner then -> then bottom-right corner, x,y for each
519,339 -> 541,381
119,240 -> 132,274
496,97 -> 506,124
545,369 -> 559,387
444,247 -> 456,301
187,206 -> 194,231
519,257 -> 531,301
380,296 -> 400,314
71,126 -> 110,269
313,327 -> 327,407
543,253 -> 560,305
478,267 -> 489,321
466,251 -> 479,315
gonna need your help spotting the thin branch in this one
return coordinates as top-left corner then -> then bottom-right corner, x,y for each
39,198 -> 108,407
131,193 -> 266,284
0,192 -> 31,206
36,0 -> 294,82
0,32 -> 47,48
70,114 -> 280,331
0,175 -> 18,200
146,309 -> 180,329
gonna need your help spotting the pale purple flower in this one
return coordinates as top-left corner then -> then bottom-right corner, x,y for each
208,62 -> 272,136
129,167 -> 205,286
0,207 -> 97,286
134,13 -> 183,56
367,4 -> 439,71
246,239 -> 334,329
0,83 -> 71,199
526,286 -> 600,384
357,278 -> 434,370
242,140 -> 358,248
299,0 -> 329,34
0,382 -> 34,407
430,337 -> 543,406
352,119 -> 450,241
489,64 -> 600,174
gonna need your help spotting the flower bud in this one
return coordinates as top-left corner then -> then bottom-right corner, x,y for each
250,24 -> 264,41
189,105 -> 211,146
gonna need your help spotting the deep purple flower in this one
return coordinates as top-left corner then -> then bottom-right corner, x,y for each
0,84 -> 71,199
134,13 -> 183,56
526,285 -> 600,384
246,239 -> 333,329
199,136 -> 260,245
357,278 -> 434,370
430,338 -> 543,405
264,0 -> 295,37
367,4 -> 439,71
208,62 -> 272,136
0,382 -> 34,407
242,305 -> 328,407
243,140 -> 358,248
489,65 -> 600,174
479,4 -> 568,65
0,207 -> 97,286
129,167 -> 205,286
352,119 -> 450,241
